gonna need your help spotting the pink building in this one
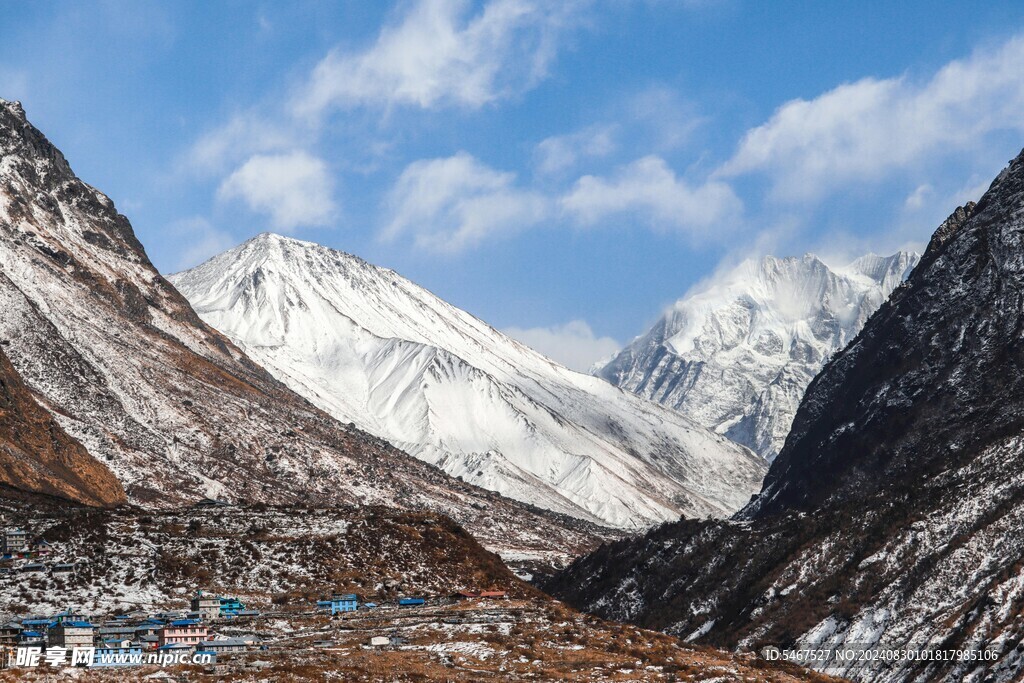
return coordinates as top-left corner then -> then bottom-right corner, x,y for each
158,620 -> 208,647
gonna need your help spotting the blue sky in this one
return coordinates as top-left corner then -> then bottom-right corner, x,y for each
3,1 -> 1024,370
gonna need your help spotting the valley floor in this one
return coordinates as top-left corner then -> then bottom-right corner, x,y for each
0,599 -> 836,682
0,500 -> 833,682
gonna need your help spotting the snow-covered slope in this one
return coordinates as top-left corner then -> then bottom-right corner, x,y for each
0,98 -> 616,566
598,252 -> 918,460
171,235 -> 766,530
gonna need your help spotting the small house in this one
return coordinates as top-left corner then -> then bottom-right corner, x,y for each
137,634 -> 159,651
154,610 -> 187,620
218,596 -> 245,616
52,609 -> 88,624
134,620 -> 164,639
20,618 -> 55,630
369,636 -> 389,648
18,630 -> 45,647
196,638 -> 249,654
397,597 -> 424,607
479,590 -> 507,599
48,621 -> 96,649
98,625 -> 138,641
20,562 -> 45,573
190,591 -> 221,620
0,622 -> 22,645
51,563 -> 76,574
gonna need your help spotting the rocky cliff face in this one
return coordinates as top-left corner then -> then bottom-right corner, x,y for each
0,345 -> 124,506
0,99 -> 610,566
548,151 -> 1024,682
597,252 -> 917,461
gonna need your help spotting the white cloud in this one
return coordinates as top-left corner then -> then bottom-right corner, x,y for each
903,184 -> 933,211
504,320 -> 619,372
561,155 -> 742,238
294,0 -> 582,118
626,86 -> 703,152
167,216 -> 235,272
218,151 -> 336,231
535,125 -> 617,176
186,113 -> 302,175
383,151 -> 548,253
719,34 -> 1024,201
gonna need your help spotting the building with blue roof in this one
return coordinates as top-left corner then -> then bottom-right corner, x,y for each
317,594 -> 358,615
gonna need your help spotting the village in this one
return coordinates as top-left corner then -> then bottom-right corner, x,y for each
0,505 -> 830,681
0,526 -> 514,674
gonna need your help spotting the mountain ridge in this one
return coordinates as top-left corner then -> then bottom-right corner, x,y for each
597,249 -> 919,460
170,231 -> 767,530
0,97 -> 613,566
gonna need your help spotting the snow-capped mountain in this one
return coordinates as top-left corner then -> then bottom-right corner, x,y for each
598,251 -> 919,460
0,98 -> 613,565
549,151 -> 1024,681
170,235 -> 767,530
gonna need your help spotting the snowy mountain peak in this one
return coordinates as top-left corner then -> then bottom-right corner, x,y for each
1,99 -> 623,564
598,249 -> 919,460
172,237 -> 767,530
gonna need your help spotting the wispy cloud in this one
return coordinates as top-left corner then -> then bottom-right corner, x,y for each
383,151 -> 548,253
218,151 -> 337,231
186,113 -> 303,175
504,319 -> 619,372
293,0 -> 585,119
719,34 -> 1024,202
535,124 -> 617,176
561,155 -> 742,239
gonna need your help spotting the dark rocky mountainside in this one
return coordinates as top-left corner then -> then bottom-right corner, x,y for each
0,345 -> 124,506
547,150 -> 1024,682
0,98 -> 612,566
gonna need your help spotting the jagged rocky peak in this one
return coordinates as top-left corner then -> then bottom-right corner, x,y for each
547,149 -> 1024,682
919,200 -> 976,268
597,249 -> 918,461
753,161 -> 1024,517
172,233 -> 767,530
